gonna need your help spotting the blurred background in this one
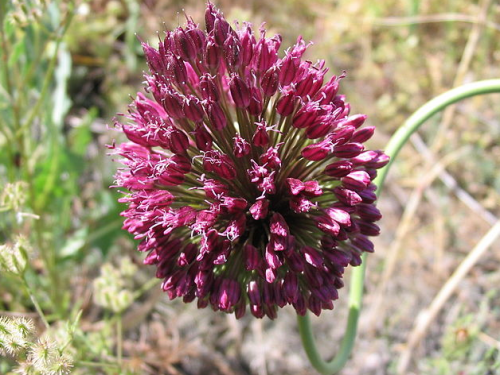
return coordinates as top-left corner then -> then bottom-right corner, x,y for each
1,0 -> 499,374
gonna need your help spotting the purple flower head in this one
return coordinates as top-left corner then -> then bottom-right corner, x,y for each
112,3 -> 388,319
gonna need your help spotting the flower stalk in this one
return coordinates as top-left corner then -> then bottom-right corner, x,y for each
297,79 -> 500,374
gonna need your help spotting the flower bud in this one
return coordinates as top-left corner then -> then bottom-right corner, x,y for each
276,91 -> 298,116
315,215 -> 340,236
200,74 -> 220,102
204,37 -> 221,70
245,244 -> 261,271
249,198 -> 269,220
351,126 -> 375,143
261,66 -> 279,97
213,16 -> 232,46
286,178 -> 304,195
333,187 -> 363,206
357,221 -> 380,236
203,150 -> 237,180
279,54 -> 299,86
248,86 -> 264,116
229,75 -> 251,108
183,96 -> 205,123
142,42 -> 164,74
206,101 -> 227,130
233,133 -> 251,157
194,124 -> 213,151
166,54 -> 187,86
332,142 -> 364,158
223,34 -> 242,71
173,27 -> 197,60
252,121 -> 270,147
324,160 -> 353,178
341,170 -> 371,191
325,207 -> 351,226
301,140 -> 331,161
283,271 -> 298,303
222,196 -> 248,214
162,89 -> 184,119
270,213 -> 289,237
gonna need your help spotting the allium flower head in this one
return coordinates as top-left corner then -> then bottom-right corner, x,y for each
112,3 -> 389,319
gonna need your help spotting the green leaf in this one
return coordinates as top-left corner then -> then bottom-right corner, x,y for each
88,189 -> 126,256
0,83 -> 11,114
68,107 -> 97,157
60,227 -> 88,259
7,38 -> 25,69
33,140 -> 62,211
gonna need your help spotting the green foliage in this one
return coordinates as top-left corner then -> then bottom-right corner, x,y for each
419,297 -> 500,375
0,0 -> 138,373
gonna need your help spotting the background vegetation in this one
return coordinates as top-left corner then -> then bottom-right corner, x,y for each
0,0 -> 499,374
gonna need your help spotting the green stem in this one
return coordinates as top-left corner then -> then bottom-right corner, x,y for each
0,5 -> 20,181
24,3 -> 75,319
77,360 -> 120,369
22,276 -> 50,330
132,277 -> 160,299
297,79 -> 500,374
116,314 -> 123,365
17,7 -> 74,138
374,79 -> 500,195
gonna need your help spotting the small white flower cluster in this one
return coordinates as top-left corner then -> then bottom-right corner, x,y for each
0,317 -> 74,375
7,0 -> 48,27
0,236 -> 29,275
0,182 -> 38,224
93,258 -> 138,313
0,316 -> 34,356
17,337 -> 73,375
0,182 -> 28,212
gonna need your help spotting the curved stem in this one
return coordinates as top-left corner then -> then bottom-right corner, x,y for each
298,79 -> 500,374
374,79 -> 500,195
297,259 -> 366,374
